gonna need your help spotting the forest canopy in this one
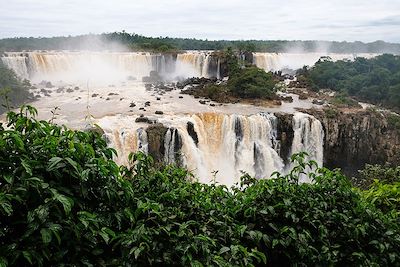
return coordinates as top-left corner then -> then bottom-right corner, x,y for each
1,32 -> 400,53
299,54 -> 400,111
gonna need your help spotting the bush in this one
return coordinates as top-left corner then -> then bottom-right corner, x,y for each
228,66 -> 277,99
1,106 -> 400,266
388,114 -> 400,130
0,62 -> 32,114
353,164 -> 400,189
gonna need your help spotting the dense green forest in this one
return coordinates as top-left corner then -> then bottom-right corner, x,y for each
299,54 -> 400,111
1,31 -> 400,53
0,62 -> 32,114
0,106 -> 399,266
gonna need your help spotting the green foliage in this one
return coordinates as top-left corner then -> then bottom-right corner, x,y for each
0,62 -> 32,114
302,54 -> 400,111
228,66 -> 277,99
387,113 -> 400,130
1,106 -> 400,266
354,164 -> 400,189
363,181 -> 400,215
329,92 -> 360,108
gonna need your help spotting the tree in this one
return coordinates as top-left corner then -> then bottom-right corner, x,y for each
228,66 -> 277,99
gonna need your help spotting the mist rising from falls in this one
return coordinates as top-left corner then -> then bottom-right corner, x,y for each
1,51 -> 220,84
101,112 -> 324,186
253,52 -> 378,72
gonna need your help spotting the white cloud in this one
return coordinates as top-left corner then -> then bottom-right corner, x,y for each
0,0 -> 399,42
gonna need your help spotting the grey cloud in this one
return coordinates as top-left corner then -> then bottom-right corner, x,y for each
0,0 -> 399,42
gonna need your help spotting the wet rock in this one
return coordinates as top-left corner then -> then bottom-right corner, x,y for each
66,88 -> 74,93
155,111 -> 164,115
56,88 -> 64,93
146,124 -> 169,162
280,96 -> 293,103
45,81 -> 54,88
135,116 -> 154,123
312,99 -> 325,105
120,98 -> 124,101
186,122 -> 199,146
129,102 -> 136,108
302,108 -> 400,176
106,97 -> 110,101
156,97 -> 161,101
142,70 -> 162,83
108,92 -> 119,96
199,100 -> 206,105
179,96 -> 183,99
145,101 -> 151,107
92,93 -> 99,97
74,86 -> 80,90
210,103 -> 215,107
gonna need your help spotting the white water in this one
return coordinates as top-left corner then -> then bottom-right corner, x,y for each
0,50 -> 332,185
253,52 -> 378,72
1,51 -> 220,83
100,112 -> 324,186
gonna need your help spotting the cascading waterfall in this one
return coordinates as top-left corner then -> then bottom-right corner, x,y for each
290,112 -> 324,182
102,126 -> 148,166
1,51 -> 219,82
102,112 -> 324,186
253,52 -> 378,72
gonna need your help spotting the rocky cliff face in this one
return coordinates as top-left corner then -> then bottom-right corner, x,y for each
302,109 -> 400,175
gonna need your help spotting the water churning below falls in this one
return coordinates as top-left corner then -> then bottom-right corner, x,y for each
102,112 -> 324,186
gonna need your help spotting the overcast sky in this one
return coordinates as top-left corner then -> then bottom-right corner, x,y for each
1,0 -> 400,42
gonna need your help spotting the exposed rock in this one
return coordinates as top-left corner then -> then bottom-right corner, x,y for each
280,96 -> 293,103
108,92 -> 119,96
275,113 -> 294,164
302,108 -> 400,176
142,70 -> 162,83
155,111 -> 164,115
186,122 -> 199,146
312,99 -> 325,105
146,124 -> 168,162
66,88 -> 74,93
45,81 -> 54,88
135,116 -> 154,124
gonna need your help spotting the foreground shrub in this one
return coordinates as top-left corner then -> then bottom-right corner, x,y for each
1,106 -> 400,266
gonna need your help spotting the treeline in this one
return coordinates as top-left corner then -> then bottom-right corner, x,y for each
300,54 -> 400,111
0,106 -> 400,266
1,31 -> 400,53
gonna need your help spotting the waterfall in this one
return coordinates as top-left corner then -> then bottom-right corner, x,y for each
1,50 -> 220,82
290,112 -> 324,182
102,126 -> 148,166
253,52 -> 378,72
100,112 -> 324,186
